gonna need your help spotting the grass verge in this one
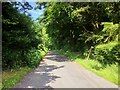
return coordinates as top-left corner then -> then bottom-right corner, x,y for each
2,67 -> 33,88
0,73 -> 2,90
57,49 -> 119,86
75,59 -> 118,85
2,50 -> 48,89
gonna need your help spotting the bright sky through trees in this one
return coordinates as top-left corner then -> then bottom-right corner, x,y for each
27,2 -> 44,20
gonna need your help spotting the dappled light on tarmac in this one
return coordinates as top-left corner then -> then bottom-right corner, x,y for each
13,51 -> 118,88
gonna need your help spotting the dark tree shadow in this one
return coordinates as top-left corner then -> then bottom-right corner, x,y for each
45,51 -> 68,62
5,51 -> 70,89
11,64 -> 64,89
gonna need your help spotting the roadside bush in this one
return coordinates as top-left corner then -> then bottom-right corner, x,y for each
26,48 -> 43,68
2,48 -> 23,69
94,42 -> 120,65
111,44 -> 120,63
2,47 -> 47,70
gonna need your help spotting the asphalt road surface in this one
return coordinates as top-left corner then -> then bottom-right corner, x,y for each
14,51 -> 118,88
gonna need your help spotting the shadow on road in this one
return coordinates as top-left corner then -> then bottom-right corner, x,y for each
32,64 -> 64,88
13,63 -> 64,88
12,51 -> 118,89
45,51 -> 68,62
13,51 -> 66,88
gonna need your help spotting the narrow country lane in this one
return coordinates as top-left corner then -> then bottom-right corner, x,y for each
13,51 -> 118,88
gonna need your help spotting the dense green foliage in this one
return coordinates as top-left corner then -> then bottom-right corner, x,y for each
94,42 -> 120,65
3,2 -> 119,69
37,2 -> 120,65
2,2 -> 48,70
25,48 -> 46,67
